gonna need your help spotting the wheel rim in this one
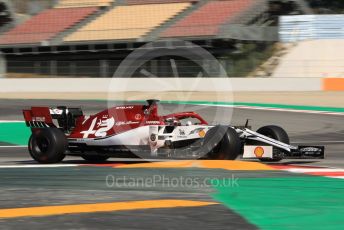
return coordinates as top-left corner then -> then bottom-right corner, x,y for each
36,137 -> 50,153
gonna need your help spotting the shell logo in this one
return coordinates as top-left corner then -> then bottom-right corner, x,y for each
198,129 -> 206,138
254,146 -> 265,158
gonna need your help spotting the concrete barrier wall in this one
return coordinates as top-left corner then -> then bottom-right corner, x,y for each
0,78 -> 327,92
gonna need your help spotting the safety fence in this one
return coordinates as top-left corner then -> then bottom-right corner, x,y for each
279,14 -> 344,42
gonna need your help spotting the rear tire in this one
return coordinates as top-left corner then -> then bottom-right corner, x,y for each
28,128 -> 67,164
203,126 -> 241,160
256,125 -> 289,162
81,155 -> 109,163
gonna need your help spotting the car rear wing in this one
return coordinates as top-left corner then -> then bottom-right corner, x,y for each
23,107 -> 83,130
23,107 -> 55,128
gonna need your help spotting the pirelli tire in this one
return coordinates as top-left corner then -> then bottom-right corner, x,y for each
28,128 -> 67,164
256,125 -> 290,162
202,125 -> 241,160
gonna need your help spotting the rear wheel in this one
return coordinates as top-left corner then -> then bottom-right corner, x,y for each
202,126 -> 241,160
256,125 -> 289,162
81,155 -> 109,163
28,128 -> 67,164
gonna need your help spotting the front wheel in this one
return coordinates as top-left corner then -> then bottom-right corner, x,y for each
28,128 -> 67,164
256,125 -> 290,162
202,126 -> 241,160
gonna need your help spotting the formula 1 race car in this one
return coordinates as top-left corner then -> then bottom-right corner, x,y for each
23,100 -> 324,163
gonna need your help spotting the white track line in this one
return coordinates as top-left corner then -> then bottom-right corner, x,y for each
0,164 -> 79,168
235,106 -> 344,116
292,141 -> 344,144
0,120 -> 24,123
286,168 -> 344,173
279,166 -> 344,180
328,176 -> 344,179
198,104 -> 344,116
0,146 -> 27,148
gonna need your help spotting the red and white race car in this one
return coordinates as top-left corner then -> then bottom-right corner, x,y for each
23,100 -> 324,163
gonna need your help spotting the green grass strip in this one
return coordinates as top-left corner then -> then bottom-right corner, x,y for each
0,122 -> 30,146
211,176 -> 344,230
160,100 -> 344,113
104,99 -> 344,113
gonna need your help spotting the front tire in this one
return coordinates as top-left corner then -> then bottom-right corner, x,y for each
256,125 -> 289,162
28,128 -> 67,164
203,126 -> 241,160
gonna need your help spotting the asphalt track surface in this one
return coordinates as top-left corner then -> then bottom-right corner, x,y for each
0,99 -> 343,229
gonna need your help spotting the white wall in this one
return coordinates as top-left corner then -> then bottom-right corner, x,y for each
273,40 -> 344,78
0,78 -> 322,92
